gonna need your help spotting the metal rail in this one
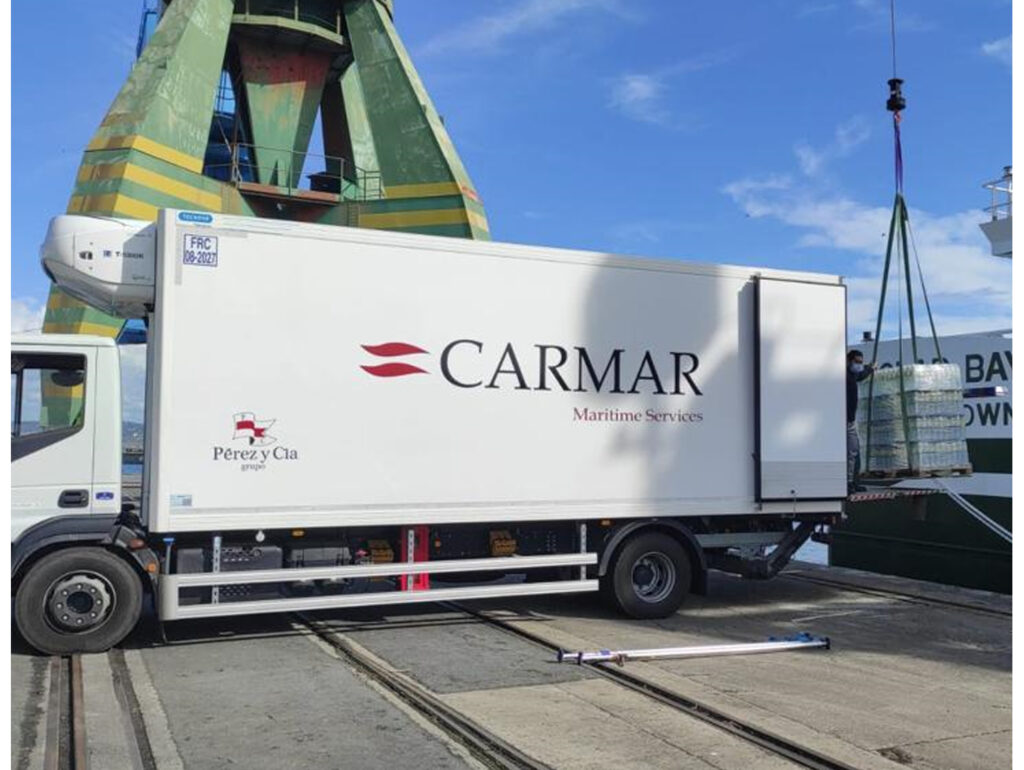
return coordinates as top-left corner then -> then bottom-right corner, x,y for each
780,572 -> 1012,617
169,553 -> 596,588
297,614 -> 551,770
448,603 -> 858,770
41,653 -> 156,770
982,166 -> 1012,220
205,141 -> 384,201
160,552 -> 598,621
108,649 -> 158,769
42,657 -> 66,770
43,655 -> 84,770
557,635 -> 830,665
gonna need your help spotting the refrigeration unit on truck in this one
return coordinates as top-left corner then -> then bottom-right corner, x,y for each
11,210 -> 848,654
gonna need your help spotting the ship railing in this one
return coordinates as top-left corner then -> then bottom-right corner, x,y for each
982,166 -> 1012,221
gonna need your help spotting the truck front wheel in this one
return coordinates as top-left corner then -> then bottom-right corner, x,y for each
602,532 -> 691,619
15,547 -> 144,655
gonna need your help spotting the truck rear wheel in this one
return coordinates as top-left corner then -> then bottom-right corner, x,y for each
602,532 -> 690,619
14,547 -> 144,655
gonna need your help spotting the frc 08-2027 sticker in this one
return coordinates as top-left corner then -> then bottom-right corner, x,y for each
183,234 -> 218,267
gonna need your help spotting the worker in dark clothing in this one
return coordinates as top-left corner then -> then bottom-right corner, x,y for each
847,349 -> 875,492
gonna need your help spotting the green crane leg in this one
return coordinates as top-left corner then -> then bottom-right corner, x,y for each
327,0 -> 489,239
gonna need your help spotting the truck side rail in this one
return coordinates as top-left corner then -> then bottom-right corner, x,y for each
159,552 -> 598,621
168,553 -> 593,587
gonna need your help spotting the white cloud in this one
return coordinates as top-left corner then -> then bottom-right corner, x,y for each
981,36 -> 1012,67
12,297 -> 46,334
835,118 -> 871,152
794,144 -> 826,177
722,177 -> 1012,340
721,175 -> 793,197
608,73 -> 669,125
420,0 -> 634,56
607,50 -> 737,128
794,116 -> 870,177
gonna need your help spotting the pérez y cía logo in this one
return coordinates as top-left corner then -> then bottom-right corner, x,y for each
213,412 -> 299,471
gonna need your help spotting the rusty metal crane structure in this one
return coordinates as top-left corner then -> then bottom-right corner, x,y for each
44,0 -> 488,327
42,0 -> 489,421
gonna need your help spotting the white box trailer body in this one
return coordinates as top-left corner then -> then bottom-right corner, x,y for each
13,209 -> 848,654
110,210 -> 848,529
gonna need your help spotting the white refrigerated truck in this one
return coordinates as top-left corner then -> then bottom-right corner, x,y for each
12,210 -> 848,653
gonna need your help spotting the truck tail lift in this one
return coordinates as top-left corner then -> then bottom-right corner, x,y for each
557,632 -> 830,666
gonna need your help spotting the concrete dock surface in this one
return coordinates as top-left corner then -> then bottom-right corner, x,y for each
12,562 -> 1010,769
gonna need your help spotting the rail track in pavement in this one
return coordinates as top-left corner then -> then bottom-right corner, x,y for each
444,602 -> 860,770
297,612 -> 552,770
295,599 -> 861,770
35,564 -> 994,770
40,651 -> 154,770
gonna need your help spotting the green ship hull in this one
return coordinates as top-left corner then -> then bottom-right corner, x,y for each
834,489 -> 1010,594
833,333 -> 1012,594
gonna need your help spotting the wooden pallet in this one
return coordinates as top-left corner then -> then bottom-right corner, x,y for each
864,465 -> 972,479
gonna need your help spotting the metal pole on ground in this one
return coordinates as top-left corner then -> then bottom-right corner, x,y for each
557,633 -> 830,666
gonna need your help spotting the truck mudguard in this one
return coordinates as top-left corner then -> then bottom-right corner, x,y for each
11,515 -> 158,586
598,520 -> 708,595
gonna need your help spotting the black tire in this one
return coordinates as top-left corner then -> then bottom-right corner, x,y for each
601,532 -> 691,619
14,547 -> 144,655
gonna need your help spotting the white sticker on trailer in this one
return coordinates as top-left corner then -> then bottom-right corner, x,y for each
183,234 -> 219,267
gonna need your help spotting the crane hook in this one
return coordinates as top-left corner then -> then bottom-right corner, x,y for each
886,77 -> 906,113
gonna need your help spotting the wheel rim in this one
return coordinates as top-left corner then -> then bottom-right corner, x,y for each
45,572 -> 115,633
631,551 -> 676,604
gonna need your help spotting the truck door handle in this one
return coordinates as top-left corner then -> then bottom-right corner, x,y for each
58,489 -> 89,508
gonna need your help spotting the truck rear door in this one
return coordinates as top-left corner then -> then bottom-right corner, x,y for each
755,278 -> 847,501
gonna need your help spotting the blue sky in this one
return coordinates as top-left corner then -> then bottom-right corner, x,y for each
12,0 -> 1012,345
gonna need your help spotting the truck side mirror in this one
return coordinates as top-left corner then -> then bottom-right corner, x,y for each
49,370 -> 84,388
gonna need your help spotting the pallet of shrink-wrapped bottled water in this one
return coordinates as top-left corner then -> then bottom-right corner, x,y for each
858,363 -> 971,476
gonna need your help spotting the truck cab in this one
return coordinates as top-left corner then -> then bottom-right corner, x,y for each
11,334 -> 123,539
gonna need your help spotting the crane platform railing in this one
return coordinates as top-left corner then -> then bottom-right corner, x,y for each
205,142 -> 384,203
234,0 -> 343,35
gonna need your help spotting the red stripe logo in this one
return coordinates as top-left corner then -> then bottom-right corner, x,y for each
361,341 -> 429,378
362,342 -> 428,357
361,363 -> 428,377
